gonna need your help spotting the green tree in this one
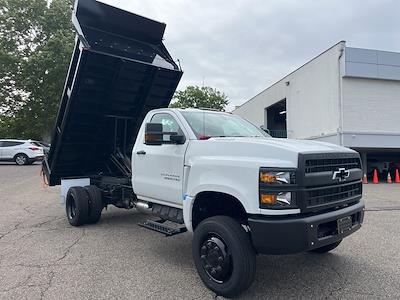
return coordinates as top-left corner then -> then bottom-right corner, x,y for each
0,0 -> 74,140
170,86 -> 228,111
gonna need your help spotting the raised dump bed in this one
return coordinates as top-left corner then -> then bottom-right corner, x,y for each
43,0 -> 183,186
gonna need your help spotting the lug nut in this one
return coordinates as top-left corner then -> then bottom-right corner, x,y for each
218,256 -> 224,262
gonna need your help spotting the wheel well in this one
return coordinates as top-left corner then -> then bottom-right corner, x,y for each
192,192 -> 247,230
14,153 -> 28,159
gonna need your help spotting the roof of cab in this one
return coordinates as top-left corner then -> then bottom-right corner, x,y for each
175,108 -> 232,115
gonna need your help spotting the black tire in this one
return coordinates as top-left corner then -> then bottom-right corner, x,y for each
66,187 -> 89,226
310,240 -> 342,253
14,153 -> 29,165
192,216 -> 256,298
84,185 -> 103,224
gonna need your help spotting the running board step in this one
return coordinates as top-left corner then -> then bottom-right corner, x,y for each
138,219 -> 187,236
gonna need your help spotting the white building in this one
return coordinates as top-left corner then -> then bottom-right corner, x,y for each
233,41 -> 400,178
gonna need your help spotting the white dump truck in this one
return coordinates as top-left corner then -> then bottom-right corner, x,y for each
43,0 -> 364,297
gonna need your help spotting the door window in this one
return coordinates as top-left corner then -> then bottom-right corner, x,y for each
1,141 -> 23,147
150,113 -> 184,135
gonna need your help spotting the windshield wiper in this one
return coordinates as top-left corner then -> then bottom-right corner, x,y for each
212,136 -> 244,138
209,135 -> 264,138
231,135 -> 263,138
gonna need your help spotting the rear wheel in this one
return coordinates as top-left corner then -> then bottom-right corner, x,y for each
192,216 -> 256,298
310,240 -> 342,253
84,185 -> 103,224
66,187 -> 89,226
14,154 -> 28,165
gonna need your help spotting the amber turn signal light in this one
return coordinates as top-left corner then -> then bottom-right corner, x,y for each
260,172 -> 277,183
260,194 -> 277,205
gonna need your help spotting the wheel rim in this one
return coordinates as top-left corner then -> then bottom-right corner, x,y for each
67,197 -> 77,220
16,155 -> 26,165
200,234 -> 232,284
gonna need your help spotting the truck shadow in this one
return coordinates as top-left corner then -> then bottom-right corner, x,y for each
240,251 -> 382,299
81,211 -> 380,299
146,237 -> 381,299
97,208 -> 148,226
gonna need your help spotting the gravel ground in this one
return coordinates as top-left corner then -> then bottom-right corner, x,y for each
0,163 -> 400,299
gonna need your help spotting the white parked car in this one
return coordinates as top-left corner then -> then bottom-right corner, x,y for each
0,139 -> 44,165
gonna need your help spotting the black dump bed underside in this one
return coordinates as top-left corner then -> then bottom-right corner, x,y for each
43,0 -> 183,186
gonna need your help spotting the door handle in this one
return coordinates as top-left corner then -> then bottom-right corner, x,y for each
136,150 -> 146,155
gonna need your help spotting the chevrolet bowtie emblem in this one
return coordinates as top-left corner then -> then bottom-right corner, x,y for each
332,168 -> 350,182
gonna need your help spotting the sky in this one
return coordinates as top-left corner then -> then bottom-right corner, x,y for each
100,0 -> 400,111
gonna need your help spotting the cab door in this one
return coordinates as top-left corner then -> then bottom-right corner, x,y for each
133,112 -> 189,208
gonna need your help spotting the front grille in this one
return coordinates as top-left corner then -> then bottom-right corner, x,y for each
306,181 -> 362,209
305,157 -> 361,173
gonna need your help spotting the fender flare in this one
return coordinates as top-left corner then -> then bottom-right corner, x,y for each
183,185 -> 248,232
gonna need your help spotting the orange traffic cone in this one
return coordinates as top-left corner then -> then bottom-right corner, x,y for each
395,169 -> 400,184
387,172 -> 392,184
362,173 -> 368,184
372,169 -> 379,184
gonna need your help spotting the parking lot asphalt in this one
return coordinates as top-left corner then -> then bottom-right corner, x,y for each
0,163 -> 400,299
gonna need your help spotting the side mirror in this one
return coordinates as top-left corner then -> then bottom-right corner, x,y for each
144,123 -> 186,145
145,123 -> 163,145
169,133 -> 186,144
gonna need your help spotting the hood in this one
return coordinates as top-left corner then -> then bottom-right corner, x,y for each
209,137 -> 355,154
186,137 -> 356,169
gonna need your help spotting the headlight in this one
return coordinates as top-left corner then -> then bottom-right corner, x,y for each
259,170 -> 296,184
259,168 -> 297,209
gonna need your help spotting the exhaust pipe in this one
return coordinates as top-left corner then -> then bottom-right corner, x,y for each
135,201 -> 153,214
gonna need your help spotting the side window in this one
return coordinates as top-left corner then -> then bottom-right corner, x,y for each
150,113 -> 184,135
2,141 -> 23,147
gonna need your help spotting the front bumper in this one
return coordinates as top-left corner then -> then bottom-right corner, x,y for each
248,200 -> 364,255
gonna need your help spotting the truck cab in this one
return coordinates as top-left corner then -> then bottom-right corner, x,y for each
133,108 -> 363,246
42,1 -> 364,297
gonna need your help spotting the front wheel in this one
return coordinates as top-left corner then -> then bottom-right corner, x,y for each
310,240 -> 342,253
192,216 -> 256,298
14,154 -> 28,165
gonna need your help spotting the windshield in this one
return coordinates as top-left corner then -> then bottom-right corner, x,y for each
32,141 -> 49,147
31,141 -> 43,147
181,111 -> 270,139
